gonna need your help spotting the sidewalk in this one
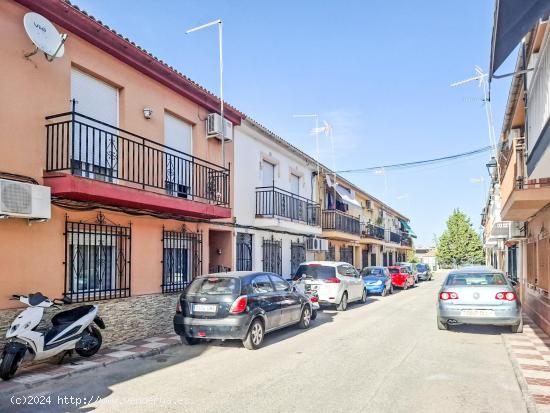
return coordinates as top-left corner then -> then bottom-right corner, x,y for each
0,333 -> 181,395
504,316 -> 550,413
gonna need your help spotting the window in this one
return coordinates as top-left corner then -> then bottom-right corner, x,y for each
325,243 -> 335,261
262,160 -> 275,187
65,219 -> 130,302
445,273 -> 507,286
340,246 -> 354,265
262,237 -> 282,275
187,277 -> 239,296
162,229 -> 202,293
270,275 -> 290,291
251,275 -> 274,293
537,237 -> 549,291
527,241 -> 537,285
295,265 -> 336,280
290,173 -> 300,195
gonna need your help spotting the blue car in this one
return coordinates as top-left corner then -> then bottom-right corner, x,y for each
361,266 -> 394,296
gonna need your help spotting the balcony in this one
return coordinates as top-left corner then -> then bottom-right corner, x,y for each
43,111 -> 230,219
361,223 -> 385,241
255,186 -> 320,226
322,209 -> 360,237
501,177 -> 550,221
401,235 -> 413,247
388,230 -> 402,244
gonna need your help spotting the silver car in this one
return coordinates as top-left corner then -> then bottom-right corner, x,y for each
437,267 -> 522,333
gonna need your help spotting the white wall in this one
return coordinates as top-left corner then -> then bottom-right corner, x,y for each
234,121 -> 318,227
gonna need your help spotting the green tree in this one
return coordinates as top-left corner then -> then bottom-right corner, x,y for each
436,209 -> 484,267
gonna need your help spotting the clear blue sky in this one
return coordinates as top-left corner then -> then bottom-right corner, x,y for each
72,0 -> 516,246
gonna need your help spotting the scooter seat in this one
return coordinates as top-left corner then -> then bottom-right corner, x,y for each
51,305 -> 95,326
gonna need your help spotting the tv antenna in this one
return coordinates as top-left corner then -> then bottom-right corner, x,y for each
451,66 -> 500,182
23,12 -> 67,62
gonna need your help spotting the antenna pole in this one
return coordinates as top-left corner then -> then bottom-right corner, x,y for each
218,20 -> 225,170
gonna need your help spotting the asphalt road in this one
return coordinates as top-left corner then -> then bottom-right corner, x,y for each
1,271 -> 527,413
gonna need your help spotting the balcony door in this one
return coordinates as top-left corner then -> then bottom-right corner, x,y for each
164,112 -> 193,198
71,69 -> 119,181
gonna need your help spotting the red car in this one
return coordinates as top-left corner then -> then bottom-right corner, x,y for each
387,266 -> 415,290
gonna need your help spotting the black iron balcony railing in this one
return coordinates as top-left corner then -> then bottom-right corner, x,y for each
389,230 -> 402,244
322,209 -> 360,235
401,236 -> 413,247
45,110 -> 230,206
256,186 -> 320,226
361,223 -> 385,240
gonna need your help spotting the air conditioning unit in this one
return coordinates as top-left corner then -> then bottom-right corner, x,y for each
206,113 -> 233,142
510,221 -> 526,239
0,179 -> 51,220
307,238 -> 329,251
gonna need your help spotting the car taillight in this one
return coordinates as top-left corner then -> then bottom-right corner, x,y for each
324,277 -> 340,283
496,292 -> 517,301
439,292 -> 459,300
310,296 -> 319,303
176,299 -> 182,313
229,296 -> 248,313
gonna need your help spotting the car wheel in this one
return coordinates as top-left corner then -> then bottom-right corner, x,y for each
390,285 -> 394,294
360,288 -> 367,303
298,306 -> 312,329
181,335 -> 200,345
437,319 -> 448,330
243,319 -> 265,350
511,318 -> 523,333
311,309 -> 318,321
381,287 -> 387,297
337,292 -> 348,311
403,283 -> 408,290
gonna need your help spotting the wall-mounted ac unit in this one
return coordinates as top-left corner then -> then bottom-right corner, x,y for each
510,221 -> 526,239
307,238 -> 329,251
206,113 -> 233,142
0,179 -> 51,219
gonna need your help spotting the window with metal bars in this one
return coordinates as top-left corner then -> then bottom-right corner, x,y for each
65,220 -> 131,302
236,233 -> 253,271
340,246 -> 354,265
290,240 -> 306,275
262,237 -> 282,275
162,229 -> 202,293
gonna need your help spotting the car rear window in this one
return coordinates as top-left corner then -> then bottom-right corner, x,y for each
416,264 -> 428,271
295,265 -> 336,280
445,273 -> 507,286
187,277 -> 239,295
388,268 -> 400,274
362,267 -> 384,276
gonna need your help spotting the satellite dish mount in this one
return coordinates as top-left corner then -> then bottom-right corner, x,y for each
23,12 -> 68,62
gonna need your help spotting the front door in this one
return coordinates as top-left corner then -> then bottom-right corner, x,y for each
71,69 -> 118,180
164,112 -> 193,198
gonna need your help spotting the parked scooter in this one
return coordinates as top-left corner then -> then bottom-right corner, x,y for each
0,292 -> 105,380
290,277 -> 320,320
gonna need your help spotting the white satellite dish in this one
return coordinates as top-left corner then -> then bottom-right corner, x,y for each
23,12 -> 67,61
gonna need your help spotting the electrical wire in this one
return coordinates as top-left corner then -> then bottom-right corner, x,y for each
335,145 -> 492,174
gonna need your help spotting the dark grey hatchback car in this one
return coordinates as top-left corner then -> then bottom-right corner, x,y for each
173,271 -> 313,349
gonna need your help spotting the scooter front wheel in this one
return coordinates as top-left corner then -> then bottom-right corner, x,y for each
0,352 -> 23,381
75,326 -> 102,357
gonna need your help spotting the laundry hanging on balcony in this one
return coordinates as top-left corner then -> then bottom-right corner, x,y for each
325,175 -> 361,210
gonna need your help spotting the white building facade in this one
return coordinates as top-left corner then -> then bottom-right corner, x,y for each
233,119 -> 323,278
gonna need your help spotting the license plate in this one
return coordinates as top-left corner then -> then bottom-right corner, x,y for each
461,309 -> 495,317
193,304 -> 217,313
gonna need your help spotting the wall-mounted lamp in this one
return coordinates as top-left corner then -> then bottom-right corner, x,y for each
143,107 -> 153,120
216,248 -> 223,255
